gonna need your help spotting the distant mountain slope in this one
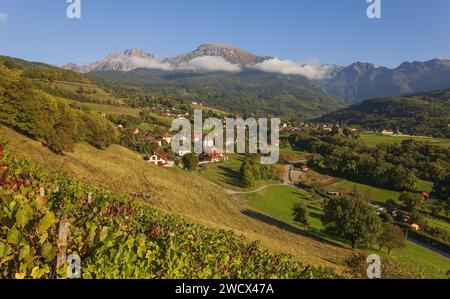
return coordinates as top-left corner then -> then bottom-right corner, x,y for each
89,68 -> 343,120
321,59 -> 450,104
315,89 -> 450,138
63,48 -> 172,73
164,43 -> 272,68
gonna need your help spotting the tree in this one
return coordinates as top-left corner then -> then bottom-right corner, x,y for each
378,223 -> 406,254
241,163 -> 256,188
331,124 -> 339,135
410,211 -> 425,226
182,154 -> 199,171
427,200 -> 445,217
399,192 -> 424,212
322,196 -> 382,249
433,174 -> 450,200
292,202 -> 309,229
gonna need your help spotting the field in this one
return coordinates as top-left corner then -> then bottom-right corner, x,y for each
360,133 -> 450,148
0,125 -> 354,274
60,99 -> 143,117
245,185 -> 450,278
197,153 -> 280,192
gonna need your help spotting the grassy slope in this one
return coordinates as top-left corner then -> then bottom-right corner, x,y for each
360,133 -> 450,148
0,125 -> 354,274
197,153 -> 279,192
246,185 -> 450,278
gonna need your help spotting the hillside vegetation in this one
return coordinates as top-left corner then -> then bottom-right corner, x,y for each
89,69 -> 343,120
0,60 -> 118,153
0,142 -> 337,279
316,89 -> 450,138
0,125 -> 354,273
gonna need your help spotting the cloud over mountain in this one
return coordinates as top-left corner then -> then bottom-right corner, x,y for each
187,56 -> 241,72
113,56 -> 172,71
252,58 -> 334,79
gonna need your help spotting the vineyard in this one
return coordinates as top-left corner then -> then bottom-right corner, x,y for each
0,142 -> 338,279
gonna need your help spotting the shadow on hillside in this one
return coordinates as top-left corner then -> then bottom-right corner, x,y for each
217,165 -> 242,187
241,209 -> 348,250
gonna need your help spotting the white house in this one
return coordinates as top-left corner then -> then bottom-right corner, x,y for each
382,129 -> 394,136
149,151 -> 174,167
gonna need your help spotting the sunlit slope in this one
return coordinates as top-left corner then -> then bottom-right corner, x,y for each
0,125 -> 353,273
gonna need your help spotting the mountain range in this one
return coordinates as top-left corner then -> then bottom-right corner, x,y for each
321,59 -> 450,104
63,43 -> 450,105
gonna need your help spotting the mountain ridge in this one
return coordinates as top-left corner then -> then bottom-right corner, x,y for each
62,44 -> 450,104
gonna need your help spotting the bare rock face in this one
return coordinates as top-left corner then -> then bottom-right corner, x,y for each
63,43 -> 273,73
63,48 -> 168,73
165,43 -> 272,68
61,63 -> 82,72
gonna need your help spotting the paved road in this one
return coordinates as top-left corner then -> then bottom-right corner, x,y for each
408,237 -> 450,259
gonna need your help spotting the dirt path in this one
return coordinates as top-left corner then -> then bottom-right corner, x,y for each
199,164 -> 295,195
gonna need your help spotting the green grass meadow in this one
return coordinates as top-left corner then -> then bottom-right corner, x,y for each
245,185 -> 450,278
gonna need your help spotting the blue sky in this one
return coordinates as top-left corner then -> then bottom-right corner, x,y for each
0,0 -> 449,67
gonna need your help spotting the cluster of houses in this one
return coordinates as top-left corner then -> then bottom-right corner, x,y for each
280,122 -> 358,135
141,131 -> 229,168
380,129 -> 408,136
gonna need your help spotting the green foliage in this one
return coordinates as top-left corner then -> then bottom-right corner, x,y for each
316,90 -> 450,138
239,157 -> 272,188
182,154 -> 199,171
0,56 -> 91,85
290,132 -> 450,192
292,202 -> 309,229
399,192 -> 424,212
322,196 -> 382,249
378,223 -> 406,254
433,174 -> 450,201
0,63 -> 118,153
89,69 -> 343,121
0,149 -> 338,279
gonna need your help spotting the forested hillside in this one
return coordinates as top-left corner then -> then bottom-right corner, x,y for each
88,69 -> 343,120
316,90 -> 450,138
0,57 -> 119,153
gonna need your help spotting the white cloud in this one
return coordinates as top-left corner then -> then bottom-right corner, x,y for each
187,56 -> 241,72
110,56 -> 173,71
252,57 -> 333,79
0,12 -> 9,23
128,57 -> 173,70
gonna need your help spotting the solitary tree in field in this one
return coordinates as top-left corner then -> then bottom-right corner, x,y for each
378,222 -> 406,254
322,196 -> 382,249
292,202 -> 309,229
